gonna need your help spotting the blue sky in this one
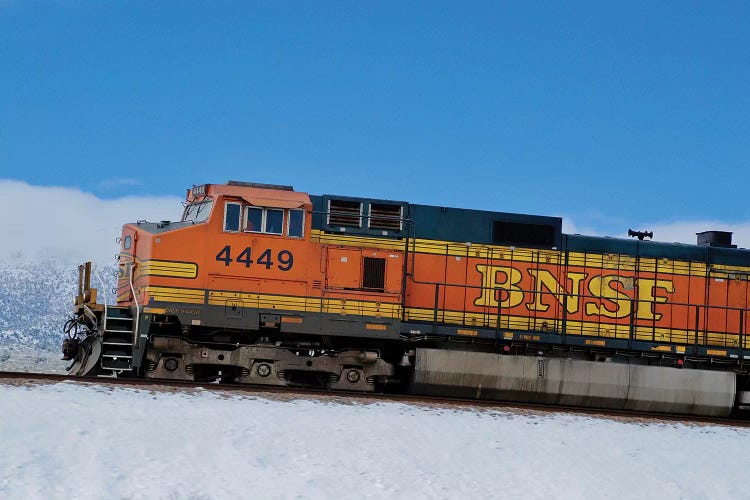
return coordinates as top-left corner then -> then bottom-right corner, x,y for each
2,1 -> 749,238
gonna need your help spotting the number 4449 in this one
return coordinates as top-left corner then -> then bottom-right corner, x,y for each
215,245 -> 294,271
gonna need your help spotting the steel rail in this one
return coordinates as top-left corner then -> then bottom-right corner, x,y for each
0,370 -> 748,428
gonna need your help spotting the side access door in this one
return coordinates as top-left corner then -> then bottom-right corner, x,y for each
322,246 -> 403,338
117,225 -> 138,304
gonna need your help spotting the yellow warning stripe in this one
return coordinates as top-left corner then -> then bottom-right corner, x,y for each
139,285 -> 748,352
144,307 -> 167,314
136,260 -> 198,279
403,306 -> 750,349
311,230 -> 404,250
207,290 -> 402,318
310,231 -> 746,277
585,339 -> 606,346
144,286 -> 205,304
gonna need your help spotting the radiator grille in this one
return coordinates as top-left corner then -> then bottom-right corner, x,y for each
369,203 -> 402,231
329,200 -> 362,227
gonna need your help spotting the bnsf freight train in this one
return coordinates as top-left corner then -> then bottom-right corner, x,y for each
63,181 -> 750,417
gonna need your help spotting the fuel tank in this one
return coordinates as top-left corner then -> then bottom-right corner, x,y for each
410,348 -> 736,417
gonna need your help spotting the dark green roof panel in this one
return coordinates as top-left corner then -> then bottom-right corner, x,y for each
709,246 -> 750,266
311,192 -> 750,268
564,235 -> 638,255
410,204 -> 562,248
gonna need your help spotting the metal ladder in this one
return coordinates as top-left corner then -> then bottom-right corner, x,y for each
99,306 -> 135,376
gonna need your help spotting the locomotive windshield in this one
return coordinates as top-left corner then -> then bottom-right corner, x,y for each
182,199 -> 214,223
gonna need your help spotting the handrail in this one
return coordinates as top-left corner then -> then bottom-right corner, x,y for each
212,207 -> 747,352
420,277 -> 748,350
94,265 -> 108,335
128,262 -> 140,347
82,305 -> 98,332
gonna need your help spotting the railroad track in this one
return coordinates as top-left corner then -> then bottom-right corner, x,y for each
1,370 -> 748,428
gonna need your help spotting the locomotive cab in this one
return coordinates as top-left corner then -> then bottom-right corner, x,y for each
115,181 -> 312,309
67,181 -> 401,390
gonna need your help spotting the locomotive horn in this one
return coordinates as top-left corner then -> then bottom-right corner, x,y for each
628,229 -> 653,241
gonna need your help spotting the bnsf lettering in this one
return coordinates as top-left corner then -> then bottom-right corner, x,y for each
215,245 -> 294,271
474,264 -> 674,320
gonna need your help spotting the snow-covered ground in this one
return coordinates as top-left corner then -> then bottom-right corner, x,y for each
0,258 -> 117,373
0,347 -> 67,374
0,258 -> 117,355
0,382 -> 747,500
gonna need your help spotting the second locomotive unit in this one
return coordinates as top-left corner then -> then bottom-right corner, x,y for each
63,181 -> 750,417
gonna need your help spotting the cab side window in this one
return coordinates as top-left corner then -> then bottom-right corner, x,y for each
288,209 -> 304,238
224,202 -> 242,232
244,207 -> 285,235
265,209 -> 284,235
245,207 -> 263,232
240,205 -> 306,238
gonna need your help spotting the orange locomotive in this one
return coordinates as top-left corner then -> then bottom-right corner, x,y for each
63,181 -> 750,416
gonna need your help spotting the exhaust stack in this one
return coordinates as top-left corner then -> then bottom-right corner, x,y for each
696,231 -> 736,248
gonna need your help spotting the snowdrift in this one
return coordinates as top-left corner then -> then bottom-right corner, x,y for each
0,382 -> 746,499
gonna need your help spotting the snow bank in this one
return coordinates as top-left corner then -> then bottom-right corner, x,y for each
0,347 -> 67,374
0,382 -> 746,500
0,259 -> 118,353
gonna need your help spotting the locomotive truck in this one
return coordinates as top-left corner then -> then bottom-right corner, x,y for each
63,181 -> 750,417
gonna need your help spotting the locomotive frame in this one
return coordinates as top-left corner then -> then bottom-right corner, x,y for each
63,181 -> 750,417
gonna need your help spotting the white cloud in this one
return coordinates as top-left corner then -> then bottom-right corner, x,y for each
97,178 -> 143,190
2,180 -> 749,269
560,217 -> 602,238
0,179 -> 182,265
562,215 -> 750,249
639,220 -> 750,249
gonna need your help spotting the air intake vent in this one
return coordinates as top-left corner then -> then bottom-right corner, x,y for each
329,200 -> 362,227
493,220 -> 557,248
363,257 -> 386,290
369,203 -> 402,231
